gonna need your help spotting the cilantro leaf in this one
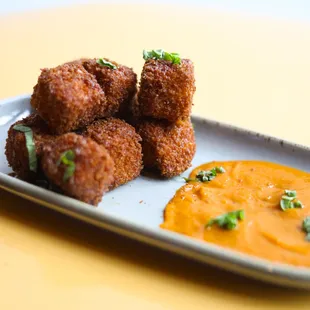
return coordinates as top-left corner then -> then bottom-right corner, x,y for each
284,190 -> 297,198
13,124 -> 37,172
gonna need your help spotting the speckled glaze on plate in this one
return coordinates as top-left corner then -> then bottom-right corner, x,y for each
1,95 -> 310,289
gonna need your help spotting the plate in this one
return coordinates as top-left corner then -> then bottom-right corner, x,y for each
1,95 -> 310,289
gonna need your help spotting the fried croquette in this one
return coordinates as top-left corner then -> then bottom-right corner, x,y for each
31,63 -> 107,134
80,58 -> 137,117
41,133 -> 114,205
137,119 -> 196,178
5,114 -> 56,180
137,59 -> 195,122
83,118 -> 143,189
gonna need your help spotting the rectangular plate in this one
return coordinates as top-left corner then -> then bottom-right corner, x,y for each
1,95 -> 310,289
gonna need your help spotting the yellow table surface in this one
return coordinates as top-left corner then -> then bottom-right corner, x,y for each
1,4 -> 310,309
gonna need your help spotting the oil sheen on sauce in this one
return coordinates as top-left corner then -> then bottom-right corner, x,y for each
161,161 -> 310,266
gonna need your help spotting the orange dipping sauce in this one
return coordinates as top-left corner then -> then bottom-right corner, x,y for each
161,161 -> 310,266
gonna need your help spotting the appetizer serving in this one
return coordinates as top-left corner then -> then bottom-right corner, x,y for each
2,94 -> 310,287
4,49 -> 310,271
5,50 -> 196,205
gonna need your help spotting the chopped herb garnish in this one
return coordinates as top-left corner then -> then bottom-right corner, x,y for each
284,190 -> 297,198
143,49 -> 181,64
302,217 -> 310,241
216,166 -> 226,174
184,166 -> 226,183
183,177 -> 198,182
293,201 -> 303,208
13,124 -> 37,172
206,210 -> 245,230
280,189 -> 304,211
96,58 -> 117,69
57,150 -> 76,182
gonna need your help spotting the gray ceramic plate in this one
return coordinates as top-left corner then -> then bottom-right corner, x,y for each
1,95 -> 310,289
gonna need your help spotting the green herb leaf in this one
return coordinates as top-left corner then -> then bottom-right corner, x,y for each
206,210 -> 245,230
153,49 -> 164,58
293,200 -> 304,208
63,165 -> 75,182
143,49 -> 181,65
13,124 -> 37,172
57,150 -> 76,182
184,166 -> 226,183
284,190 -> 297,198
302,216 -> 310,233
216,166 -> 226,173
281,195 -> 295,201
143,50 -> 149,60
280,199 -> 293,211
302,216 -> 310,241
280,189 -> 304,211
96,58 -> 117,69
238,209 -> 245,220
183,177 -> 198,182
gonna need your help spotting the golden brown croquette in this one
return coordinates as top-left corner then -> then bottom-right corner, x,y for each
83,118 -> 143,189
81,58 -> 137,117
31,63 -> 107,134
137,59 -> 195,122
5,114 -> 56,180
137,119 -> 196,178
41,133 -> 114,205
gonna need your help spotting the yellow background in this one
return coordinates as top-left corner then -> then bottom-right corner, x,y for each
1,4 -> 310,309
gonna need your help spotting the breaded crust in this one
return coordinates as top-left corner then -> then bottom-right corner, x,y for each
31,63 -> 106,134
5,114 -> 56,180
41,133 -> 114,205
137,119 -> 196,178
76,58 -> 137,117
83,118 -> 143,189
137,59 -> 195,122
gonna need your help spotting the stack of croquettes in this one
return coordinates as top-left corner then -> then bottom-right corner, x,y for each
5,50 -> 196,205
133,50 -> 196,178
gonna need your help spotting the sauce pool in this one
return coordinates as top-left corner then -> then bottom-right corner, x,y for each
161,161 -> 310,266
